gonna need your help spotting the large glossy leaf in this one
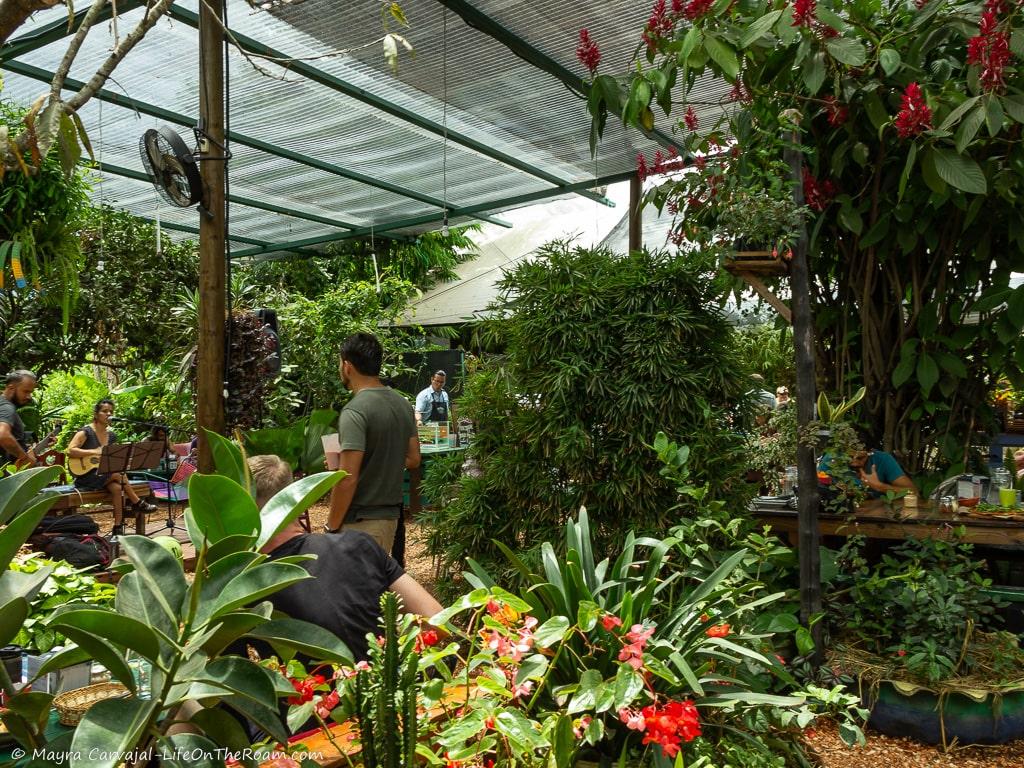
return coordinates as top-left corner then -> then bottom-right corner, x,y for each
255,471 -> 344,550
188,656 -> 279,708
35,644 -> 92,677
245,618 -> 354,664
53,626 -> 137,692
115,571 -> 178,643
192,551 -> 264,624
118,536 -> 186,631
206,429 -> 248,487
0,597 -> 28,649
223,696 -> 290,745
188,705 -> 254,753
703,35 -> 739,79
198,609 -> 274,656
824,37 -> 866,66
4,690 -> 53,737
0,466 -> 62,526
205,533 -> 258,564
159,733 -> 224,768
916,352 -> 940,395
932,149 -> 987,194
0,493 -> 57,567
739,10 -> 782,47
48,609 -> 162,662
69,698 -> 157,768
187,474 -> 260,547
0,568 -> 52,607
208,562 -> 311,620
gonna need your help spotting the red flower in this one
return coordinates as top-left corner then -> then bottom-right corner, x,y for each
287,677 -> 317,705
642,0 -> 675,50
705,623 -> 731,638
601,614 -> 623,631
315,689 -> 340,720
823,95 -> 849,127
897,648 -> 907,657
637,152 -> 649,181
802,168 -> 837,211
641,700 -> 702,757
576,29 -> 601,74
700,612 -> 710,622
967,7 -> 1012,93
684,105 -> 699,131
791,0 -> 816,27
893,82 -> 932,138
415,628 -> 440,652
914,0 -> 928,7
683,0 -> 715,20
813,21 -> 838,38
728,82 -> 751,103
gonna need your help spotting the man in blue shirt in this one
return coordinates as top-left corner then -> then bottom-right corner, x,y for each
819,448 -> 917,497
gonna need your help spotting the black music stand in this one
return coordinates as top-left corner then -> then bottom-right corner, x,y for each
128,441 -> 182,538
97,443 -> 133,475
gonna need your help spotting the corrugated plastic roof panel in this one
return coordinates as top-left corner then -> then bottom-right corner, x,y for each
2,0 -> 730,257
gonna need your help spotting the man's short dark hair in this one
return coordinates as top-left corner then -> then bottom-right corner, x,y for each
433,370 -> 446,378
340,333 -> 383,377
5,370 -> 36,387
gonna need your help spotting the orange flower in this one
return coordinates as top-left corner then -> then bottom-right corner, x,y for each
705,623 -> 731,638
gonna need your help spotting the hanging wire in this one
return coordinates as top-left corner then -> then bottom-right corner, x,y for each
96,99 -> 105,273
441,8 -> 449,237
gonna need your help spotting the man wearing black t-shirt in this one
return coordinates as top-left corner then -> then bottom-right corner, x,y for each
0,370 -> 45,468
250,455 -> 441,660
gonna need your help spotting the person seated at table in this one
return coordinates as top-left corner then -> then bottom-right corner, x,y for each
1014,449 -> 1024,480
66,399 -> 157,536
818,444 -> 917,497
249,454 -> 442,660
147,426 -> 176,461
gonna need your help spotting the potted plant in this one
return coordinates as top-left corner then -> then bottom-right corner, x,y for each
826,535 -> 1024,747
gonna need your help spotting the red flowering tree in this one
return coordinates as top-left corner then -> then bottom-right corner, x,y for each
585,0 -> 1024,472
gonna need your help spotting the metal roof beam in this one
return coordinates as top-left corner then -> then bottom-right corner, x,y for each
231,169 -> 634,259
93,160 -> 359,230
434,0 -> 679,153
132,214 -> 321,256
165,5 -> 614,209
0,0 -> 147,61
1,60 -> 512,228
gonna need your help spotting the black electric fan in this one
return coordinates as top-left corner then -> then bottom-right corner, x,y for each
139,126 -> 203,207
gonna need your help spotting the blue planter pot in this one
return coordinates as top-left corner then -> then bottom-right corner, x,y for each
869,680 -> 1024,746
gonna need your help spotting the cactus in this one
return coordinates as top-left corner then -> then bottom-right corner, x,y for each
352,591 -> 421,768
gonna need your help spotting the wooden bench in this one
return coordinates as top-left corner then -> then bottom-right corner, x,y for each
44,483 -> 153,535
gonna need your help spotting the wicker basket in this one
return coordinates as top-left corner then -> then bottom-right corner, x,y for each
53,682 -> 129,725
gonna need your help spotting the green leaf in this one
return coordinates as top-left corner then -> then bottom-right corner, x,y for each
1007,285 -> 1024,329
0,466 -> 62,526
191,657 -> 279,708
533,615 -> 570,648
892,349 -> 917,388
567,668 -> 603,714
898,144 -> 917,202
495,709 -> 547,749
932,149 -> 987,194
53,626 -> 137,692
69,697 -> 157,768
48,609 -> 162,662
205,429 -> 248,487
985,94 -> 1005,137
864,91 -> 888,130
934,352 -> 968,379
939,95 -> 980,131
920,149 -> 947,195
879,48 -> 901,76
612,664 -> 644,710
955,103 -> 986,155
679,27 -> 703,65
515,653 -> 549,686
824,38 -> 867,67
795,626 -> 815,657
117,535 -> 186,631
703,35 -> 739,79
189,705 -> 259,753
802,52 -> 826,95
187,474 -> 261,547
209,562 -> 311,620
1002,95 -> 1024,123
838,204 -> 863,235
255,471 -> 343,550
916,352 -> 940,395
244,618 -> 354,664
0,598 -> 28,648
815,6 -> 849,34
740,11 -> 783,48
160,733 -> 225,768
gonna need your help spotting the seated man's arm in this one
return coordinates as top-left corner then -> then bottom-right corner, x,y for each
861,453 -> 917,494
327,450 -> 362,530
389,573 -> 442,618
0,422 -> 30,464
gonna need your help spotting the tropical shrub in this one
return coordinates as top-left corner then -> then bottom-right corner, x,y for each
586,0 -> 1024,473
423,241 -> 755,592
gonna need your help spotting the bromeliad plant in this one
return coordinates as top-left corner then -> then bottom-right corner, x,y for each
0,439 -> 354,768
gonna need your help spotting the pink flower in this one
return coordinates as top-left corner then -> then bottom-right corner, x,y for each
619,707 -> 646,731
573,715 -> 593,739
618,642 -> 645,669
315,689 -> 340,720
626,624 -> 655,645
684,105 -> 698,131
601,614 -> 623,631
576,29 -> 601,74
893,82 -> 932,138
512,679 -> 534,699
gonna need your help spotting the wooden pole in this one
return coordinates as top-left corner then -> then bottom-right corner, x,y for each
196,0 -> 226,472
786,133 -> 823,665
628,175 -> 642,253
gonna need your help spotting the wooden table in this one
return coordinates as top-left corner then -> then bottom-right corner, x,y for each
750,497 -> 1024,547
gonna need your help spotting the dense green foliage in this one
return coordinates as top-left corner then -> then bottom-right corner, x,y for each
591,0 -> 1024,472
424,241 -> 755,592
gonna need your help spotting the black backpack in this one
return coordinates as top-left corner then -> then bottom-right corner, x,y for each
44,535 -> 112,569
33,515 -> 100,536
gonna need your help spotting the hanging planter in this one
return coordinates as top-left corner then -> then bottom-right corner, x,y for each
723,240 -> 790,276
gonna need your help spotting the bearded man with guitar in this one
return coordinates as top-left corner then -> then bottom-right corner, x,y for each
0,370 -> 57,468
67,399 -> 157,536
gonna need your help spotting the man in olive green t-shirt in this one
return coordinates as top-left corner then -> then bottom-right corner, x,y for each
325,333 -> 420,554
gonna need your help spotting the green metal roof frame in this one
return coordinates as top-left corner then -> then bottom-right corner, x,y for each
135,215 -> 324,257
0,1 -> 647,258
232,168 -> 634,259
435,0 -> 678,152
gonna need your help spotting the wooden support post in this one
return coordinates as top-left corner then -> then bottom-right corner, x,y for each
628,174 -> 642,253
786,134 -> 823,665
737,272 -> 792,324
196,0 -> 226,473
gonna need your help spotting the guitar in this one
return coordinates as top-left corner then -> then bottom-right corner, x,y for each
67,452 -> 101,477
14,422 -> 64,468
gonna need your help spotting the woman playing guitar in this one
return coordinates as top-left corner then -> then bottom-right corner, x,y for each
66,399 -> 157,536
